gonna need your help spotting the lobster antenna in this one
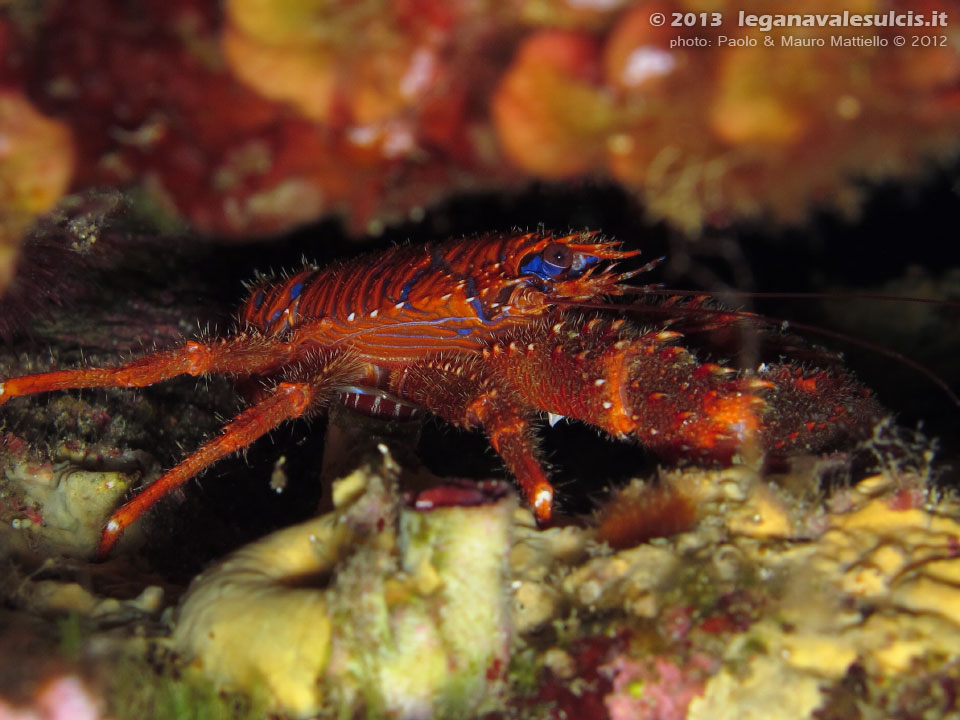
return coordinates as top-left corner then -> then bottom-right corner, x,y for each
768,316 -> 959,407
554,296 -> 960,407
622,286 -> 960,309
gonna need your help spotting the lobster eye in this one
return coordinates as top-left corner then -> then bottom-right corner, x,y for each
541,243 -> 573,277
520,243 -> 577,280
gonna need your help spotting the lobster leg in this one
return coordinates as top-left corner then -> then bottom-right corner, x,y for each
471,409 -> 555,522
96,360 -> 357,558
391,360 -> 555,521
0,334 -> 301,406
97,381 -> 315,558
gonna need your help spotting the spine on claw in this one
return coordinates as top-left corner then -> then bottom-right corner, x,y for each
498,315 -> 884,459
478,313 -> 773,462
394,312 -> 886,467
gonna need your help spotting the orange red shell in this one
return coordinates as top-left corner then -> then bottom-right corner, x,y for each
239,232 -> 639,363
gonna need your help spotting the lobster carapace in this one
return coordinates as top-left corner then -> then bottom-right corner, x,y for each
0,231 -> 883,556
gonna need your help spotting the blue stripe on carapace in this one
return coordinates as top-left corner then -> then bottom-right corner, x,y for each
252,289 -> 265,309
464,277 -> 489,321
469,298 -> 487,321
399,266 -> 429,301
289,282 -> 304,300
430,246 -> 453,273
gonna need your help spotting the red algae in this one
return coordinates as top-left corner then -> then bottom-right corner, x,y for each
0,675 -> 103,720
0,87 -> 74,294
492,0 -> 960,230
2,0 -> 958,241
491,30 -> 613,179
534,635 -> 627,720
602,654 -> 719,720
12,0 -> 514,237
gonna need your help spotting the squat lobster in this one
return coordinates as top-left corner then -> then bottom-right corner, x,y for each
0,231 -> 883,557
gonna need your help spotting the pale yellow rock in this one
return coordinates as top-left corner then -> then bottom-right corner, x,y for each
725,484 -> 794,539
858,613 -> 960,674
715,475 -> 960,698
173,514 -> 340,718
840,563 -> 890,597
871,638 -> 934,673
813,527 -> 862,567
542,647 -> 576,680
29,581 -> 101,615
867,543 -> 909,576
411,555 -> 443,595
851,473 -> 894,497
662,465 -> 759,508
562,544 -> 677,611
838,540 -> 908,598
893,574 -> 960,626
166,455 -> 960,719
4,457 -> 134,557
777,630 -> 858,677
174,462 -> 516,719
688,655 -> 824,720
512,580 -> 558,632
510,522 -> 589,581
331,466 -> 370,508
376,607 -> 449,720
831,497 -> 929,534
24,579 -> 162,620
922,556 -> 960,585
396,499 -> 514,713
174,467 -> 386,717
